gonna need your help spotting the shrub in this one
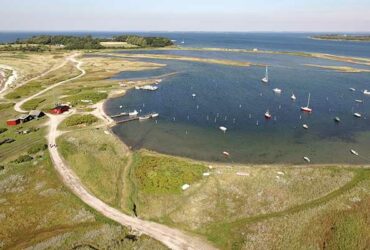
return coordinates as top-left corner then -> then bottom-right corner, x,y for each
0,128 -> 8,134
0,165 -> 4,171
64,114 -> 98,127
27,143 -> 48,154
11,155 -> 33,164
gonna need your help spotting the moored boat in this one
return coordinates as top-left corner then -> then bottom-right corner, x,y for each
334,117 -> 341,123
353,112 -> 362,118
301,93 -> 312,113
350,149 -> 359,156
364,90 -> 370,95
273,88 -> 282,94
349,87 -> 356,92
129,110 -> 138,116
261,66 -> 269,83
219,126 -> 227,132
151,113 -> 159,118
222,151 -> 230,157
303,156 -> 311,163
264,110 -> 272,119
303,124 -> 309,129
291,93 -> 296,101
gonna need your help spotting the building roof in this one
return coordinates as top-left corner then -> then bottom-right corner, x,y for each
18,114 -> 31,120
29,110 -> 44,116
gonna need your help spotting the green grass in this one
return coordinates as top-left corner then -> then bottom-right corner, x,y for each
204,168 -> 370,249
60,114 -> 98,128
57,128 -> 128,207
61,91 -> 108,106
5,62 -> 80,100
132,153 -> 206,194
21,97 -> 47,111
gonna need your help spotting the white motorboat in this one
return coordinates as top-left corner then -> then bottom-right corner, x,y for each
349,88 -> 356,92
151,113 -> 159,118
364,90 -> 370,95
291,93 -> 296,101
350,149 -> 359,156
355,99 -> 363,103
303,124 -> 309,129
192,93 -> 197,98
129,110 -> 138,116
303,157 -> 311,163
273,88 -> 282,94
264,110 -> 272,119
354,113 -> 362,118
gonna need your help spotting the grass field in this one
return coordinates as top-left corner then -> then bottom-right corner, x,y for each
57,128 -> 130,209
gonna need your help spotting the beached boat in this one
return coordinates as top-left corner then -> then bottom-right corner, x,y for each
303,156 -> 311,163
219,126 -> 227,132
363,90 -> 370,95
261,66 -> 269,83
273,88 -> 282,94
303,124 -> 309,129
350,149 -> 359,156
354,112 -> 362,118
129,110 -> 138,116
291,93 -> 296,101
223,151 -> 230,157
301,93 -> 312,112
334,117 -> 341,123
264,110 -> 272,119
349,88 -> 356,92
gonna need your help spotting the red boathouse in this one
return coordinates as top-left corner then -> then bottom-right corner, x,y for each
50,105 -> 70,114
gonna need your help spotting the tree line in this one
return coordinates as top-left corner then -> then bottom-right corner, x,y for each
2,34 -> 174,50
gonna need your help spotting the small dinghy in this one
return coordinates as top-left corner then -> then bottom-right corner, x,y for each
349,88 -> 356,92
334,117 -> 341,123
303,124 -> 309,129
350,149 -> 359,156
192,93 -> 197,98
264,110 -> 272,119
354,113 -> 362,118
219,126 -> 227,133
355,99 -> 363,103
303,157 -> 311,163
273,88 -> 282,94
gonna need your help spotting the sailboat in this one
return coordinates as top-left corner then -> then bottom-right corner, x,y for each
261,66 -> 269,83
301,93 -> 312,113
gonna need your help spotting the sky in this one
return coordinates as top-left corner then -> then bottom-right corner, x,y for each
0,0 -> 369,32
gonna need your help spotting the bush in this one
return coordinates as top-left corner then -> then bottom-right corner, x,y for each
0,128 -> 8,134
27,143 -> 48,154
64,114 -> 98,127
133,154 -> 206,194
12,155 -> 33,164
22,98 -> 46,110
0,165 -> 4,171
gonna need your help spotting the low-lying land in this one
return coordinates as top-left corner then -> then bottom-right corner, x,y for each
311,34 -> 370,42
1,49 -> 369,249
304,64 -> 370,73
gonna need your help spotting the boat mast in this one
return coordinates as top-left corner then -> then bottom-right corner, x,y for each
265,66 -> 268,81
307,93 -> 311,107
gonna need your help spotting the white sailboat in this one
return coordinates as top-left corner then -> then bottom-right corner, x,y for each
301,93 -> 312,113
261,66 -> 269,83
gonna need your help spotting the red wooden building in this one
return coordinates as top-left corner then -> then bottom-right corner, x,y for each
50,105 -> 70,114
6,119 -> 20,126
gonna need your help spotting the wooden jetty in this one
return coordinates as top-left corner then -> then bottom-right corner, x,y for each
110,112 -> 128,118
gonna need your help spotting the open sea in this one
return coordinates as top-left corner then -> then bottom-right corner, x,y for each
2,32 -> 370,164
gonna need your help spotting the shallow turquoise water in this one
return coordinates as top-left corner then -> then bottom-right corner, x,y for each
105,50 -> 370,164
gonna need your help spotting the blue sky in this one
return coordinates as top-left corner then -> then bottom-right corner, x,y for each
1,0 -> 369,31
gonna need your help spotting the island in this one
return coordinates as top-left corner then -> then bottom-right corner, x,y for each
311,34 -> 370,42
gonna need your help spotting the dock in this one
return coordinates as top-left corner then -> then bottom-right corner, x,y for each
115,117 -> 139,124
110,112 -> 128,118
